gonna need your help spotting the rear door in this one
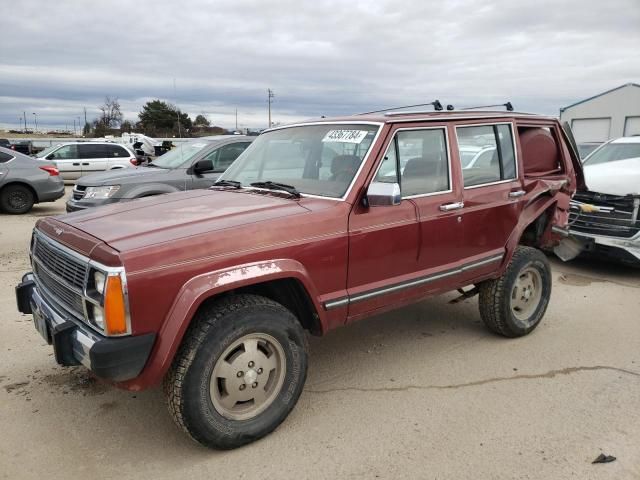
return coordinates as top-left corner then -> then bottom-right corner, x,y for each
454,122 -> 523,270
78,144 -> 109,174
190,142 -> 251,189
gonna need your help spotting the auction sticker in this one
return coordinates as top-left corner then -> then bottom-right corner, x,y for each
322,130 -> 368,144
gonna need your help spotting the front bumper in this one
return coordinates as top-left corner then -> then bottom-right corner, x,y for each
568,230 -> 640,265
15,273 -> 155,382
65,196 -> 124,212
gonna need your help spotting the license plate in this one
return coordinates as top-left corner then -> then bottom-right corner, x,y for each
33,307 -> 50,342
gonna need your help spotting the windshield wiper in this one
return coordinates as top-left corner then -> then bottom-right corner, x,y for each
250,181 -> 301,198
214,179 -> 242,188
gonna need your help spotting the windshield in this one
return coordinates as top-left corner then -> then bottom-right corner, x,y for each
38,144 -> 62,157
151,141 -> 210,169
585,142 -> 640,165
219,124 -> 379,198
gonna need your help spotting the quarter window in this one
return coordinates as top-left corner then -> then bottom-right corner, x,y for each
457,124 -> 516,187
374,128 -> 449,197
0,151 -> 14,163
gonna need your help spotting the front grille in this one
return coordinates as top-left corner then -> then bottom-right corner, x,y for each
33,262 -> 85,317
32,232 -> 88,319
33,236 -> 87,290
569,193 -> 640,239
73,185 -> 87,200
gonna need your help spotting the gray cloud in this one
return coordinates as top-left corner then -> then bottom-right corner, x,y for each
1,0 -> 639,130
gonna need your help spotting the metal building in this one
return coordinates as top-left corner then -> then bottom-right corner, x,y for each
559,83 -> 640,143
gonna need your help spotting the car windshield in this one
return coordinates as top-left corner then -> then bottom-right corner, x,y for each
38,145 -> 62,157
151,141 -> 210,169
219,124 -> 379,198
585,142 -> 640,165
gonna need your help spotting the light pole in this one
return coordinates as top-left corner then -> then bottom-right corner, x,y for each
267,89 -> 275,128
73,119 -> 77,136
32,113 -> 38,133
77,117 -> 81,136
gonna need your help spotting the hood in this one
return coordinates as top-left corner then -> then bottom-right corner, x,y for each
584,157 -> 640,196
77,166 -> 172,186
59,189 -> 310,252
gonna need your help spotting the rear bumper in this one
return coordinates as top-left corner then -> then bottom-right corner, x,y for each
38,181 -> 65,203
16,273 -> 155,382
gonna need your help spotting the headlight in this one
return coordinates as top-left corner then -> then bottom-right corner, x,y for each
84,185 -> 120,199
94,270 -> 106,295
92,306 -> 105,329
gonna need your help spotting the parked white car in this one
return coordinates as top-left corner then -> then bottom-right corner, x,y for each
36,142 -> 136,181
557,136 -> 640,266
459,145 -> 497,169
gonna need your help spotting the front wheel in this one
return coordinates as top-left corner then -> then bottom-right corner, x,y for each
164,294 -> 308,449
478,246 -> 552,337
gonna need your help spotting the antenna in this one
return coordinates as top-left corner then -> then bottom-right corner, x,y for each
461,102 -> 514,112
356,99 -> 444,116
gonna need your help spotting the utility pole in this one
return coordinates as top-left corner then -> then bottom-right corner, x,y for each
84,107 -> 87,132
32,113 -> 38,133
73,119 -> 77,135
23,111 -> 27,133
267,89 -> 275,128
235,108 -> 238,131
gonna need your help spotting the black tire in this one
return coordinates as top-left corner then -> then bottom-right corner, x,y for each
478,246 -> 552,338
0,184 -> 35,214
163,294 -> 308,449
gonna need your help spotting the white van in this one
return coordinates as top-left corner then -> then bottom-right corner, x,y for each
36,142 -> 136,181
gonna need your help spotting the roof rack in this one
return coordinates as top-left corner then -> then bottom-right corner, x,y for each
356,99 -> 443,116
460,102 -> 514,112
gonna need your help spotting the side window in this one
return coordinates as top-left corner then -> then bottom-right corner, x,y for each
52,144 -> 78,159
78,144 -> 107,159
107,145 -> 130,158
0,151 -> 14,163
215,142 -> 250,171
457,124 -> 516,187
374,128 -> 449,197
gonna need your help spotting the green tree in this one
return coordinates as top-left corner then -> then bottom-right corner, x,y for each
194,114 -> 210,127
138,99 -> 192,136
120,120 -> 133,133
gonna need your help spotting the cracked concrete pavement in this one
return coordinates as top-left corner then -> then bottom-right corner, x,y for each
1,191 -> 639,479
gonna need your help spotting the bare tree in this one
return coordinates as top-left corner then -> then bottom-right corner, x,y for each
99,96 -> 123,128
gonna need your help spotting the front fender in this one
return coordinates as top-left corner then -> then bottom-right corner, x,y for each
121,259 -> 323,390
121,183 -> 182,199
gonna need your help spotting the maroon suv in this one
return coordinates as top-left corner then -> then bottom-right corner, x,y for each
16,109 -> 584,449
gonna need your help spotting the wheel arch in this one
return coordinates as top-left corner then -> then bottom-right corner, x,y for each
120,259 -> 324,390
0,180 -> 39,203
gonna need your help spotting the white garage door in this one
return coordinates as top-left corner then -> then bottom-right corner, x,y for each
571,118 -> 611,143
624,116 -> 640,137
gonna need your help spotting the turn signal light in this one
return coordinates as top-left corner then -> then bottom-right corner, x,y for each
39,166 -> 59,176
129,157 -> 138,166
104,275 -> 128,335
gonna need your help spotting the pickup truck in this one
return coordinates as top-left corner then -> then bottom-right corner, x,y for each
15,109 -> 584,449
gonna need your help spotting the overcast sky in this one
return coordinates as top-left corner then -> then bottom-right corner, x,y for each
1,0 -> 639,131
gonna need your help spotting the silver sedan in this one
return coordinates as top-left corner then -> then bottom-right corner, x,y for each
0,146 -> 65,214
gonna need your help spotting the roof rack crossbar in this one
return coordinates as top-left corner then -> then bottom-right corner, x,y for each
461,102 -> 514,112
356,99 -> 443,116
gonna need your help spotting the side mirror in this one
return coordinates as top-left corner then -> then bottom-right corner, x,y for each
366,182 -> 401,207
192,159 -> 214,174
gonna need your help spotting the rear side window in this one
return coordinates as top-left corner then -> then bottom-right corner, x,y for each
0,151 -> 14,163
456,124 -> 516,187
106,145 -> 130,158
374,128 -> 449,197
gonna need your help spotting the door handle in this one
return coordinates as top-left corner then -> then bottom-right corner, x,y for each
509,190 -> 526,198
82,163 -> 90,166
72,162 -> 80,166
439,201 -> 464,211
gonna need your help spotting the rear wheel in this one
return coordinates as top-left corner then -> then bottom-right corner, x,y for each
0,184 -> 35,214
164,294 -> 308,449
478,246 -> 551,337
